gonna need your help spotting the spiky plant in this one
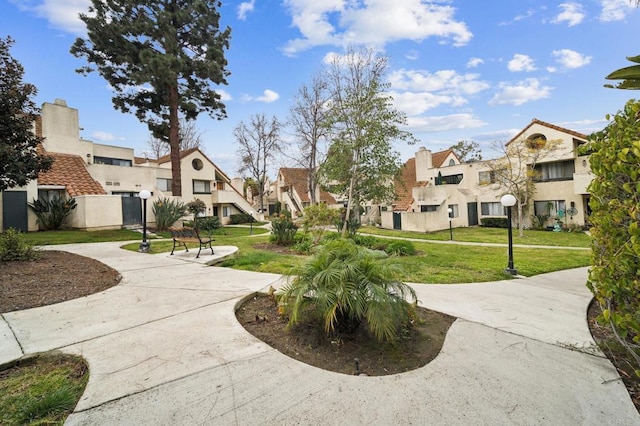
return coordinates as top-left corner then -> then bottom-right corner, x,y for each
279,238 -> 417,342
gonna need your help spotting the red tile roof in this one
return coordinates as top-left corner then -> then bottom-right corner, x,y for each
38,152 -> 106,196
279,168 -> 336,204
431,149 -> 459,167
508,118 -> 588,145
393,158 -> 417,211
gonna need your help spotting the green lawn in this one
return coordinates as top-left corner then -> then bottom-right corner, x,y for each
21,229 -> 143,246
359,225 -> 592,248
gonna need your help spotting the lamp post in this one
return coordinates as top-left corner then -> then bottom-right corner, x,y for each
447,207 -> 453,241
500,194 -> 517,275
138,190 -> 151,253
250,210 -> 254,235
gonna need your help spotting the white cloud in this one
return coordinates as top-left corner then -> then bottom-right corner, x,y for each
507,54 -> 537,72
499,9 -> 535,25
405,50 -> 420,61
243,89 -> 280,103
552,49 -> 592,69
215,89 -> 232,101
467,57 -> 484,68
91,131 -> 124,142
10,0 -> 90,34
405,114 -> 486,133
552,3 -> 586,26
389,69 -> 490,95
282,0 -> 472,55
489,78 -> 552,106
599,0 -> 635,22
237,0 -> 256,20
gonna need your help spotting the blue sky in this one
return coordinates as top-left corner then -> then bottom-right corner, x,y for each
2,0 -> 638,176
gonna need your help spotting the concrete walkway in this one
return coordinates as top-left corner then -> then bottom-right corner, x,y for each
0,242 -> 637,425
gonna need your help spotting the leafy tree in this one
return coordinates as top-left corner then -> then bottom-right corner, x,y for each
449,140 -> 482,163
279,239 -> 417,342
320,47 -> 416,236
302,203 -> 341,243
287,74 -> 331,205
485,136 -> 560,237
0,36 -> 52,191
234,113 -> 283,212
605,55 -> 640,90
71,0 -> 231,196
584,99 -> 640,373
144,117 -> 205,159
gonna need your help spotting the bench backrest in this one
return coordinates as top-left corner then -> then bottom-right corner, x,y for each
169,227 -> 199,239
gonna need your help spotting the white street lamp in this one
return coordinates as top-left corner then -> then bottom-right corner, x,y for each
500,194 -> 517,275
447,207 -> 453,241
138,190 -> 151,252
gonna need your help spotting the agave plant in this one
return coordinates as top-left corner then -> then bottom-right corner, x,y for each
279,238 -> 417,342
28,196 -> 77,230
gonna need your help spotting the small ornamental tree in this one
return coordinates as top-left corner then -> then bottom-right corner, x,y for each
584,99 -> 640,373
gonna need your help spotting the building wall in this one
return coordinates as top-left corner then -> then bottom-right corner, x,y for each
67,195 -> 123,230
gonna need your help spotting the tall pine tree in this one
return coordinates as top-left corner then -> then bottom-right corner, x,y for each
71,0 -> 231,196
0,36 -> 52,192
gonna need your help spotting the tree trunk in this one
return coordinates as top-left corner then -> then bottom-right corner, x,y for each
169,84 -> 182,196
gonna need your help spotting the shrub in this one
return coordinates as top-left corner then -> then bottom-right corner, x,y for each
480,217 -> 509,228
351,234 -> 378,249
28,197 -> 77,230
302,204 -> 341,243
183,216 -> 221,232
0,228 -> 39,261
152,198 -> 187,231
270,214 -> 298,246
385,240 -> 417,256
292,234 -> 313,254
335,216 -> 361,237
279,239 -> 417,342
230,213 -> 254,224
584,99 -> 640,374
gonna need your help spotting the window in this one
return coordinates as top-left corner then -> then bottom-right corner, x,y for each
526,134 -> 547,149
534,200 -> 566,218
478,171 -> 496,185
447,204 -> 459,218
222,206 -> 231,217
156,178 -> 172,192
420,205 -> 439,212
38,189 -> 65,202
534,161 -> 575,182
192,158 -> 203,170
93,156 -> 132,167
216,181 -> 224,191
436,173 -> 463,185
481,202 -> 505,216
193,180 -> 211,193
448,159 -> 455,166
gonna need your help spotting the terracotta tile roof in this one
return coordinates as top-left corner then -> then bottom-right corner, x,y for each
279,168 -> 336,204
38,152 -> 106,197
156,147 -> 199,164
508,118 -> 588,145
431,149 -> 459,167
393,158 -> 417,211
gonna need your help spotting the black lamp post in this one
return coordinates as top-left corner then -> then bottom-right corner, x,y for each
250,210 -> 254,235
500,194 -> 517,275
447,207 -> 453,241
138,190 -> 151,252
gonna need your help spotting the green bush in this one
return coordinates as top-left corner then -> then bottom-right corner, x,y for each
385,240 -> 417,256
335,216 -> 361,237
292,234 -> 313,254
351,234 -> 378,248
480,217 -> 509,228
0,228 -> 39,261
183,216 -> 221,231
28,197 -> 77,230
230,213 -> 254,224
270,214 -> 298,246
302,204 -> 341,243
584,99 -> 640,373
152,198 -> 187,231
279,239 -> 417,342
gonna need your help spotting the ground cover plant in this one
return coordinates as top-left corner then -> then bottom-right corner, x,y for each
20,229 -> 144,246
0,354 -> 88,425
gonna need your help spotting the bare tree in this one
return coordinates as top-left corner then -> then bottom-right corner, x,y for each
235,114 -> 283,212
143,117 -> 205,159
286,74 -> 332,205
486,136 -> 560,237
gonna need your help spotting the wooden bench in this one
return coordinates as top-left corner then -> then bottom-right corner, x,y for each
168,227 -> 214,258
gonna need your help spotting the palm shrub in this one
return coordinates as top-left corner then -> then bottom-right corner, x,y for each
152,198 -> 187,230
385,240 -> 417,256
270,214 -> 298,246
28,196 -> 77,230
0,228 -> 39,261
279,239 -> 417,342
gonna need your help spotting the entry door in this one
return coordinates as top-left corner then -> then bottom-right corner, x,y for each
122,196 -> 142,225
467,202 -> 478,226
393,212 -> 402,230
2,191 -> 28,232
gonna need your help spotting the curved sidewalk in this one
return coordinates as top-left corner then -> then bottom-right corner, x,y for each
0,242 -> 637,425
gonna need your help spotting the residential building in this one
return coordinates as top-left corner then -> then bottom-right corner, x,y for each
381,119 -> 592,232
1,99 -> 253,231
274,168 -> 338,218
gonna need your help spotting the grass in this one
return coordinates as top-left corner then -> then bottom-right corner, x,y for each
359,225 -> 592,248
21,229 -> 143,246
0,353 -> 88,425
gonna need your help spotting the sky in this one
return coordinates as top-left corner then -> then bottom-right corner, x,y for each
2,0 -> 639,177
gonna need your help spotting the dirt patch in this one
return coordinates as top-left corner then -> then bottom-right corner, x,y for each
0,251 -> 121,313
236,293 -> 456,376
